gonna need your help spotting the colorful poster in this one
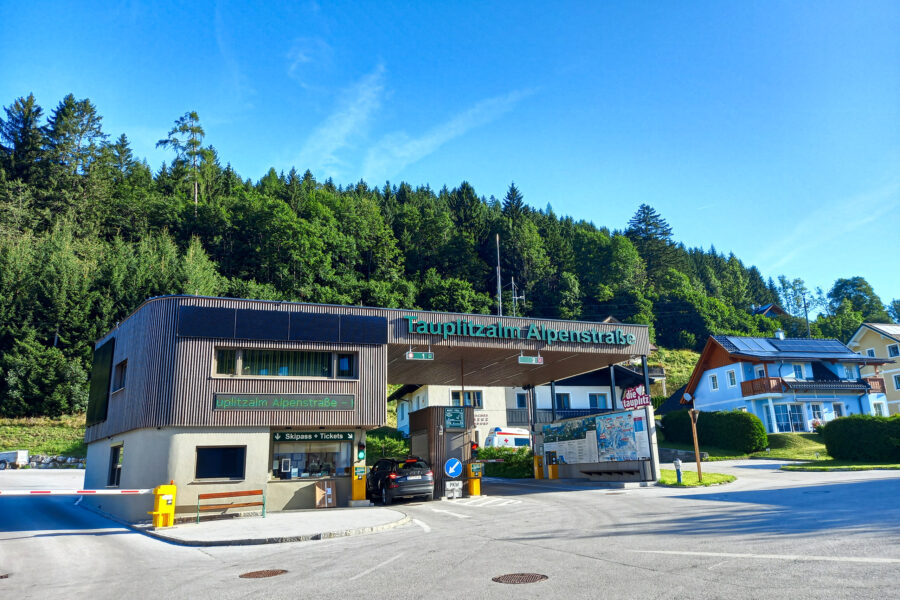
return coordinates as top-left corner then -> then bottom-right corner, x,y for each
542,418 -> 598,464
595,410 -> 639,461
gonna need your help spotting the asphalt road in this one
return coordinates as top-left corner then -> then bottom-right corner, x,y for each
2,461 -> 899,600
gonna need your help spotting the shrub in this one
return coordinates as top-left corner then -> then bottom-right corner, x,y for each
661,409 -> 767,453
822,415 -> 900,461
476,446 -> 534,478
366,428 -> 410,466
651,395 -> 668,410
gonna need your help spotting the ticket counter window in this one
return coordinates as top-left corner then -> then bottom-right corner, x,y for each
273,441 -> 351,479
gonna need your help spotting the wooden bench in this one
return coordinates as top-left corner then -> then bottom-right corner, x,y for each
196,489 -> 266,523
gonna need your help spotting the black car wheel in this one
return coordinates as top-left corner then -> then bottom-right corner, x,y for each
382,488 -> 393,506
422,492 -> 433,502
0,460 -> 7,470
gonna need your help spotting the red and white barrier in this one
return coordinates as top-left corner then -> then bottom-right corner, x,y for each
0,489 -> 151,496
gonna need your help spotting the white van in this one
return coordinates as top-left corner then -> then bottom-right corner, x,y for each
483,427 -> 531,449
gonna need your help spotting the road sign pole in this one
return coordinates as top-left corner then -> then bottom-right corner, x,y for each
689,409 -> 702,482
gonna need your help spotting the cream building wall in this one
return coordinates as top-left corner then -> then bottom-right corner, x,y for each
848,326 -> 900,415
397,385 -> 507,443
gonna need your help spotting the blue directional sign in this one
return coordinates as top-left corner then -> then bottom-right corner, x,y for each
444,457 -> 463,479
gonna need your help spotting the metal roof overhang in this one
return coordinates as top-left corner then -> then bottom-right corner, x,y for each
387,345 -> 640,388
730,353 -> 893,365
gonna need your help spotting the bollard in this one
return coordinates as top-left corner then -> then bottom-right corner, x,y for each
673,458 -> 682,484
467,463 -> 482,497
352,465 -> 367,501
533,455 -> 544,480
148,480 -> 177,528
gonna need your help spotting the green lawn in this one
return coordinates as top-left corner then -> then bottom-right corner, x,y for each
0,414 -> 87,457
658,432 -> 829,462
657,469 -> 736,487
781,460 -> 900,472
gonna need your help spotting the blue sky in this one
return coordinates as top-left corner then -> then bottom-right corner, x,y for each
3,1 -> 899,306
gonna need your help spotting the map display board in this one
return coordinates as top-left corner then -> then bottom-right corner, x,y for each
542,417 -> 598,465
594,410 -> 651,461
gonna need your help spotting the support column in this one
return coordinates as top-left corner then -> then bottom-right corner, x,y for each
550,380 -> 557,422
767,397 -> 778,433
642,356 -> 658,482
609,365 -> 618,409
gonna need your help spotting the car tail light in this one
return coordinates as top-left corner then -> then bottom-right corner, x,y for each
389,472 -> 397,480
425,470 -> 433,477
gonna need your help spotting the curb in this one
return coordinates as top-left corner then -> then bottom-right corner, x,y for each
78,501 -> 411,547
137,512 -> 412,547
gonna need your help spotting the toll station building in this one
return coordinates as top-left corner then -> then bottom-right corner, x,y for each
82,295 -> 657,522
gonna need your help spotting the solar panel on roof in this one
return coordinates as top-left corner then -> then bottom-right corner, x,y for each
770,339 -> 848,353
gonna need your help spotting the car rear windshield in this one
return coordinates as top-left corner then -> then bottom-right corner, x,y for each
399,460 -> 429,469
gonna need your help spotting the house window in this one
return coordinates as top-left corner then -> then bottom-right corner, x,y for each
888,344 -> 900,358
107,445 -> 123,487
273,441 -> 351,478
726,370 -> 737,387
810,404 -> 823,421
755,366 -> 765,379
195,446 -> 246,480
451,391 -> 483,408
336,353 -> 356,378
833,403 -> 843,418
774,405 -> 805,432
113,360 -> 127,391
773,405 -> 790,432
893,374 -> 900,391
516,393 -> 528,409
554,393 -> 571,410
709,374 -> 719,391
215,349 -> 236,375
874,403 -> 886,417
398,404 -> 406,420
789,405 -> 805,431
866,348 -> 876,358
243,349 -> 331,377
589,393 -> 608,409
792,364 -> 804,380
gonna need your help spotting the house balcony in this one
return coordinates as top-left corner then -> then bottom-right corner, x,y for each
741,376 -> 885,397
506,407 -> 612,426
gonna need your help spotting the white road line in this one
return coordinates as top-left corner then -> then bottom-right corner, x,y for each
473,498 -> 505,507
430,508 -> 471,519
412,519 -> 431,533
496,499 -> 522,506
632,549 -> 900,564
349,552 -> 405,581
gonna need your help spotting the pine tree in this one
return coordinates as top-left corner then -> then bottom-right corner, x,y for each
625,204 -> 677,287
0,93 -> 47,183
501,182 -> 524,220
157,111 -> 205,210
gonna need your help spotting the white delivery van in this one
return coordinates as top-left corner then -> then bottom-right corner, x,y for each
483,427 -> 531,449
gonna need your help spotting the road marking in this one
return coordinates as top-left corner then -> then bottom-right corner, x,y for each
632,549 -> 900,564
430,508 -> 471,519
349,552 -> 404,581
497,499 -> 522,506
412,519 -> 431,533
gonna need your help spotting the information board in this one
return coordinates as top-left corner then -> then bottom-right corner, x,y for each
444,407 -> 466,430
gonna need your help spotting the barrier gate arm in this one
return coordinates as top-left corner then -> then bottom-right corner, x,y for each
0,489 -> 152,496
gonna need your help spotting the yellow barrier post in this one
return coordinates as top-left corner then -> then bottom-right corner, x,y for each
148,481 -> 177,528
546,451 -> 559,480
533,455 -> 544,480
467,463 -> 482,497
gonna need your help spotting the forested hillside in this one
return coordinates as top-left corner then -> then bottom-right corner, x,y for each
1,94 -> 896,417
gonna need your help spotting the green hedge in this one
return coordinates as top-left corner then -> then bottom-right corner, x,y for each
476,446 -> 534,478
661,409 -> 768,453
822,415 -> 900,461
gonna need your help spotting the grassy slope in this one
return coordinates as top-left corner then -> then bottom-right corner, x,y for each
0,414 -> 87,457
657,469 -> 735,487
649,347 -> 701,392
657,432 -> 829,461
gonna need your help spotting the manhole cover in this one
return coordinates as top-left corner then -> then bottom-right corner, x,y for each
492,573 -> 548,585
239,569 -> 287,579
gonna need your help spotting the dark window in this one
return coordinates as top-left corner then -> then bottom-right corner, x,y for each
888,344 -> 899,358
113,360 -> 127,391
242,349 -> 331,377
216,349 -> 236,375
337,353 -> 356,378
195,446 -> 246,479
554,393 -> 571,410
86,338 -> 116,426
107,445 -> 123,487
451,391 -> 483,408
516,393 -> 527,409
588,393 -> 607,409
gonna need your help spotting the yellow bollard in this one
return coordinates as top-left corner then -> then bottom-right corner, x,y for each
351,465 -> 367,501
547,463 -> 559,480
467,463 -> 482,496
533,455 -> 544,480
148,481 -> 177,528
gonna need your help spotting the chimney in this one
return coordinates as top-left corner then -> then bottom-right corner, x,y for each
774,329 -> 785,340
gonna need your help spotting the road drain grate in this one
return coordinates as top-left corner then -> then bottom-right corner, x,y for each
492,573 -> 548,584
239,569 -> 287,579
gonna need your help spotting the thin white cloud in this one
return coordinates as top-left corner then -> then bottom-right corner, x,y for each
286,37 -> 333,85
295,64 -> 386,179
362,89 -> 534,181
757,180 -> 900,271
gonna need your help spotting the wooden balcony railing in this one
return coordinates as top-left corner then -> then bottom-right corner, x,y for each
741,377 -> 783,397
865,377 -> 886,394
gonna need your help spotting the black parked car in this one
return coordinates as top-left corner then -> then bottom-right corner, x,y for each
367,457 -> 434,504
